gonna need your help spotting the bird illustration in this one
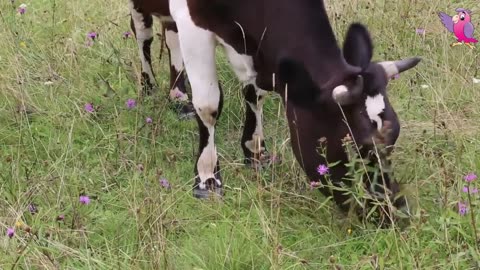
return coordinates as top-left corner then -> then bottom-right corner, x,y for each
438,8 -> 478,49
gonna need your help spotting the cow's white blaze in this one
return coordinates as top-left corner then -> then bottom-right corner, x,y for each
170,0 -> 221,188
129,0 -> 155,83
365,93 -> 385,130
218,37 -> 267,154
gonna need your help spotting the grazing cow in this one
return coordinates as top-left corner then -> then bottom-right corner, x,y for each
132,0 -> 421,221
129,1 -> 195,118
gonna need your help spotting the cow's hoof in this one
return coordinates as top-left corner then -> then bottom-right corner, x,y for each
170,101 -> 196,120
193,177 -> 224,199
244,151 -> 281,170
193,188 -> 224,199
178,102 -> 196,120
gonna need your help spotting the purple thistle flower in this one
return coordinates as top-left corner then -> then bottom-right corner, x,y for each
458,202 -> 468,216
84,103 -> 94,113
28,203 -> 37,214
159,178 -> 170,189
316,164 -> 329,176
310,181 -> 321,189
123,31 -> 132,39
7,227 -> 15,238
79,195 -> 90,205
415,28 -> 425,35
87,31 -> 98,40
175,91 -> 185,99
17,4 -> 26,15
146,117 -> 152,124
56,214 -> 65,221
462,186 -> 479,194
464,173 -> 477,182
126,98 -> 136,109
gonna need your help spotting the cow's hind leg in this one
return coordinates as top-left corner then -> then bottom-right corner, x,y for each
163,21 -> 196,119
218,39 -> 277,169
171,3 -> 223,198
129,1 -> 156,94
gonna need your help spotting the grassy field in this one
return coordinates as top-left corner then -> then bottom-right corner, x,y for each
1,0 -> 480,269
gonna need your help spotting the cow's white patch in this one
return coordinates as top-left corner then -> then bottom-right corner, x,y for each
217,37 -> 267,154
378,61 -> 399,79
217,37 -> 256,84
129,0 -> 155,83
154,14 -> 174,22
170,0 -> 221,187
365,94 -> 385,131
165,30 -> 184,72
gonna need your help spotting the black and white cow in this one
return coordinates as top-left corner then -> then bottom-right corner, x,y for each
129,1 -> 195,118
130,0 -> 421,222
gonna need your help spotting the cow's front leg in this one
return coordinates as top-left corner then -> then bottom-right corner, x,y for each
241,84 -> 275,169
163,21 -> 196,119
171,2 -> 223,198
129,1 -> 156,95
217,39 -> 277,169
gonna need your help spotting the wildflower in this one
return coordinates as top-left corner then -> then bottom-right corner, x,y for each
28,203 -> 37,214
159,178 -> 170,189
347,228 -> 352,235
7,228 -> 15,238
19,41 -> 26,48
56,214 -> 65,221
462,186 -> 478,194
316,164 -> 329,175
87,31 -> 98,40
146,117 -> 152,124
84,103 -> 94,113
310,181 -> 321,189
473,78 -> 480,84
79,195 -> 90,205
123,31 -> 132,39
18,3 -> 26,15
458,202 -> 468,216
175,91 -> 185,99
464,173 -> 477,182
415,28 -> 425,35
15,221 -> 24,228
126,98 -> 136,109
420,84 -> 429,89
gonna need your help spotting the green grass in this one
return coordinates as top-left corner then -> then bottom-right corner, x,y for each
1,0 -> 480,269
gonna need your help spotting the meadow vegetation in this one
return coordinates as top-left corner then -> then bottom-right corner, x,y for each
1,0 -> 479,268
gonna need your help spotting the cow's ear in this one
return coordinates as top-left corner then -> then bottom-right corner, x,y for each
343,23 -> 373,70
276,58 -> 320,106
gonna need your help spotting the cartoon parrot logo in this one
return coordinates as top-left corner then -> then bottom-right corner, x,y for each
438,8 -> 478,49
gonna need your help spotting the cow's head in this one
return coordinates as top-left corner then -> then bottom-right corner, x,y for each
277,23 -> 421,224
